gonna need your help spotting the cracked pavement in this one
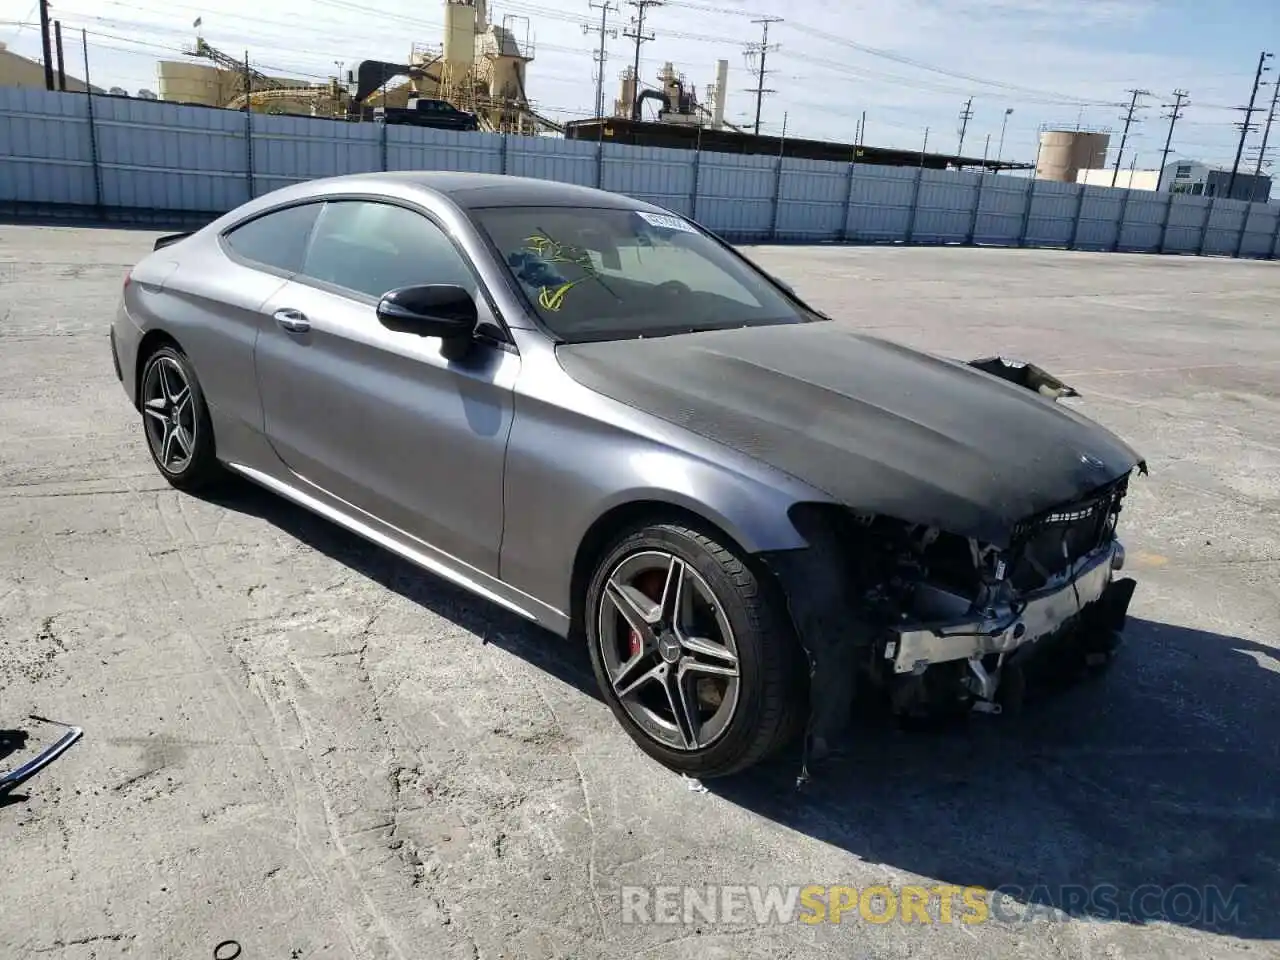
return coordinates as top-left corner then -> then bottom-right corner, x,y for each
1,225 -> 1278,959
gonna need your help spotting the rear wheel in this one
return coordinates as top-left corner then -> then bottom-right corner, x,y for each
584,522 -> 801,778
139,345 -> 222,491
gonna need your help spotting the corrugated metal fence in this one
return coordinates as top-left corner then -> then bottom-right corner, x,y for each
3,87 -> 1279,258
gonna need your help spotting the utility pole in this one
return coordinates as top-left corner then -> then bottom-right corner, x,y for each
957,96 -> 974,155
1154,89 -> 1189,192
53,20 -> 67,91
243,50 -> 252,112
1249,77 -> 1279,201
1111,88 -> 1149,187
583,1 -> 619,119
38,0 -> 54,91
1228,51 -> 1273,198
622,0 -> 661,120
745,16 -> 782,136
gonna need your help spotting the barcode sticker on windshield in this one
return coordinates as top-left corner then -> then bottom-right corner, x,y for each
636,211 -> 698,234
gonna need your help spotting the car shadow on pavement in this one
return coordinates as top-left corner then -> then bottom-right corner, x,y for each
194,480 -> 1277,941
195,479 -> 604,703
710,616 -> 1280,942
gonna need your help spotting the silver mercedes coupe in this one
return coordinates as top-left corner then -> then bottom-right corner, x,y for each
111,171 -> 1144,778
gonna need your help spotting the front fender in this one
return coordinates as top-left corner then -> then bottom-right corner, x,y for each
498,388 -> 826,620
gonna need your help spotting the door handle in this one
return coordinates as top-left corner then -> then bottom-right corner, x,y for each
273,309 -> 311,334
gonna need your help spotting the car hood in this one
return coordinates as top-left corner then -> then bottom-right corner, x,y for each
555,321 -> 1144,547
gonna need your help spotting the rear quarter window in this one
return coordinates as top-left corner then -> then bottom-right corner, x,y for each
222,202 -> 323,274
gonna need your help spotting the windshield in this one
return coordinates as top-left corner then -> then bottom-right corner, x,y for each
471,205 -> 819,342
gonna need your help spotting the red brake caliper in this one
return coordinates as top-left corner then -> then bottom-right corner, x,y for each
628,570 -> 666,657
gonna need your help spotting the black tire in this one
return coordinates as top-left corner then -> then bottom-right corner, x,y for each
137,344 -> 223,491
1078,626 -> 1123,679
584,521 -> 802,778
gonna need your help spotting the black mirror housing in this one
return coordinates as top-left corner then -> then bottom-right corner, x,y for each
377,284 -> 478,338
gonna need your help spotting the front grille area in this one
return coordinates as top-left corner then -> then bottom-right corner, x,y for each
1007,473 -> 1129,591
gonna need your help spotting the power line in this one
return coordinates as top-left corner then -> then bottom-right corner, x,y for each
663,0 -> 754,15
1227,50 -> 1273,197
582,1 -> 619,120
1111,88 -> 1150,187
621,0 -> 661,120
957,95 -> 974,154
1155,89 -> 1189,192
43,10 -> 708,99
15,2 -> 1266,159
786,20 -> 1119,108
5,2 -> 38,43
744,16 -> 782,136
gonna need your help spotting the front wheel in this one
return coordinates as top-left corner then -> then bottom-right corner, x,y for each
584,522 -> 802,778
138,345 -> 222,491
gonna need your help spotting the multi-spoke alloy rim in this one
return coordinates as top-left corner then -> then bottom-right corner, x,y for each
142,356 -> 196,473
598,550 -> 741,752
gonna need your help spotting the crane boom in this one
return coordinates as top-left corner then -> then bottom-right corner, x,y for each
186,37 -> 285,94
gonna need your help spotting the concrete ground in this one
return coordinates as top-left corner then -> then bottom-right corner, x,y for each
1,225 -> 1277,960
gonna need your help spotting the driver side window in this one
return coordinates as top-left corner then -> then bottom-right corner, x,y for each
300,200 -> 476,302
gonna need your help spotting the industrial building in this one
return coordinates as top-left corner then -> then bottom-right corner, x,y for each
563,60 -> 1032,172
1076,159 -> 1273,202
1076,167 -> 1163,191
151,0 -> 553,133
1170,165 -> 1272,202
0,40 -> 99,94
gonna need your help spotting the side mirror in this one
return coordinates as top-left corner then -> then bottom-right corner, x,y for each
376,284 -> 478,339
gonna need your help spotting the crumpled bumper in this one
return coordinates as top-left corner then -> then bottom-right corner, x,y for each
766,528 -> 1139,780
887,540 -> 1129,676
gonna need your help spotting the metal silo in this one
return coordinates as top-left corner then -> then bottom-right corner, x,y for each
1036,129 -> 1111,182
443,0 -> 478,75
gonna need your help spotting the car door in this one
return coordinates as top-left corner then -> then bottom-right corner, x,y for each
253,198 -> 519,577
163,201 -> 323,437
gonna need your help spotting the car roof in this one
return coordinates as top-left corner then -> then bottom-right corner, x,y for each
285,170 -> 666,213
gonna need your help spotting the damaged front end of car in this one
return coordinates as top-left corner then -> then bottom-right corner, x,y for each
764,470 -> 1140,779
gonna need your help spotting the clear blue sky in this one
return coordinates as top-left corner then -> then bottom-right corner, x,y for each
4,0 -> 1277,169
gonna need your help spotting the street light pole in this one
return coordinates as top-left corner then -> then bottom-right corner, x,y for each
996,107 -> 1013,165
